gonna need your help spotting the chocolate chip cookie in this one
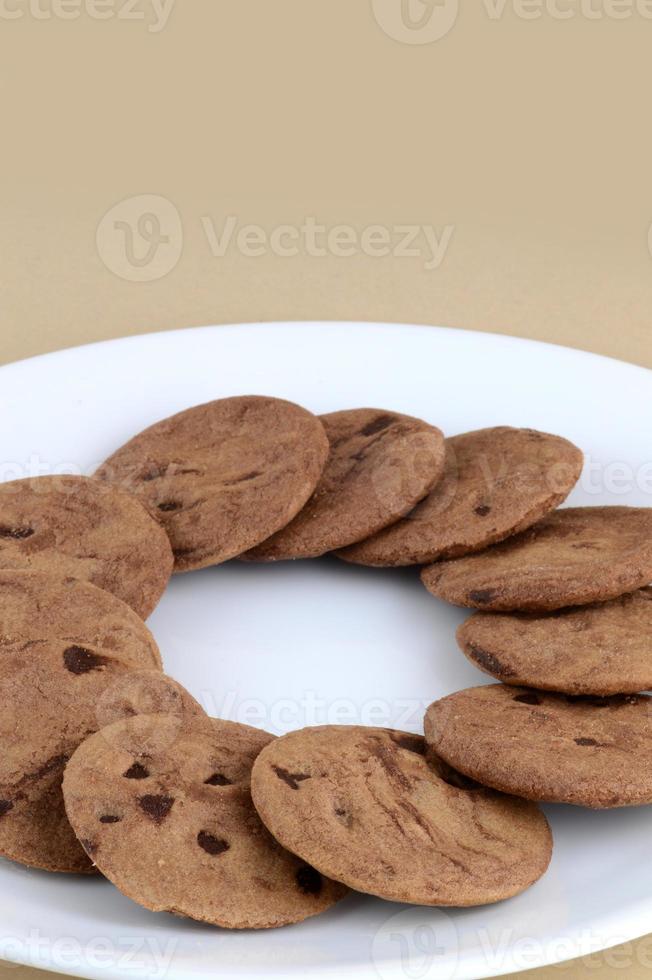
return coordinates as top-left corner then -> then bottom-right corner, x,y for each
96,396 -> 329,571
250,725 -> 552,906
422,507 -> 652,611
0,475 -> 173,618
338,427 -> 583,566
425,685 -> 652,808
0,570 -> 172,873
457,588 -> 652,695
62,715 -> 348,928
244,409 -> 445,560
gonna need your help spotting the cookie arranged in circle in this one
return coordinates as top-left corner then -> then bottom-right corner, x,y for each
0,475 -> 173,618
337,427 -> 583,566
457,588 -> 652,696
425,685 -> 652,808
63,715 -> 348,928
244,409 -> 445,560
0,571 -> 172,873
96,396 -> 329,571
250,725 -> 552,906
421,507 -> 652,611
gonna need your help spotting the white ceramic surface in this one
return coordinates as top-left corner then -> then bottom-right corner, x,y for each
0,322 -> 651,980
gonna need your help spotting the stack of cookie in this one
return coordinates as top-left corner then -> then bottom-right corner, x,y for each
1,393 -> 651,930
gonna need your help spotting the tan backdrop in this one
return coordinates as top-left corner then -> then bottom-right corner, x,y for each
1,1 -> 651,978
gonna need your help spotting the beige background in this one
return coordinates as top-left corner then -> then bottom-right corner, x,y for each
1,0 -> 651,978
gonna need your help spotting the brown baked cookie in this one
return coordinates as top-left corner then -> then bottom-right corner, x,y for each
250,725 -> 552,906
421,507 -> 652,612
0,570 -> 177,873
337,427 -> 583,566
457,588 -> 652,695
0,475 -> 173,618
425,685 -> 652,808
62,715 -> 348,928
96,396 -> 329,571
244,409 -> 445,560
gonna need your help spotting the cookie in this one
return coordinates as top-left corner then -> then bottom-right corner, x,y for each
250,725 -> 552,906
425,685 -> 652,808
457,588 -> 652,695
337,427 -> 583,566
244,409 -> 445,560
0,571 -> 190,873
421,507 -> 652,611
62,715 -> 348,928
0,475 -> 173,618
96,396 -> 329,571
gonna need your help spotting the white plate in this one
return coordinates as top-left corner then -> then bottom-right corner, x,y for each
0,322 -> 651,980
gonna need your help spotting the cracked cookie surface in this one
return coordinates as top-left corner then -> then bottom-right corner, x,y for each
250,725 -> 552,906
96,396 -> 329,571
338,427 -> 582,566
63,715 -> 348,928
0,475 -> 173,618
425,685 -> 652,807
0,570 -> 173,873
244,408 -> 445,560
457,587 -> 652,695
421,506 -> 652,611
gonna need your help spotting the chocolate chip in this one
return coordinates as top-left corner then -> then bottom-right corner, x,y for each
468,589 -> 497,604
468,644 -> 516,678
474,504 -> 492,517
513,692 -> 542,706
63,645 -> 107,675
204,773 -> 232,786
295,865 -> 323,896
272,765 -> 311,790
158,501 -> 182,512
99,815 -> 121,823
0,800 -> 13,818
0,526 -> 34,540
197,831 -> 230,855
575,737 -> 599,747
124,762 -> 149,780
225,471 -> 261,485
360,414 -> 395,437
138,794 -> 174,823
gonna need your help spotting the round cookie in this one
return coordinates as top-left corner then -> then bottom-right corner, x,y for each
0,475 -> 173,618
337,427 -> 583,566
425,685 -> 652,808
244,408 -> 445,560
421,507 -> 652,612
96,396 -> 329,571
250,725 -> 552,906
0,571 -> 181,873
457,588 -> 652,695
62,715 -> 348,928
